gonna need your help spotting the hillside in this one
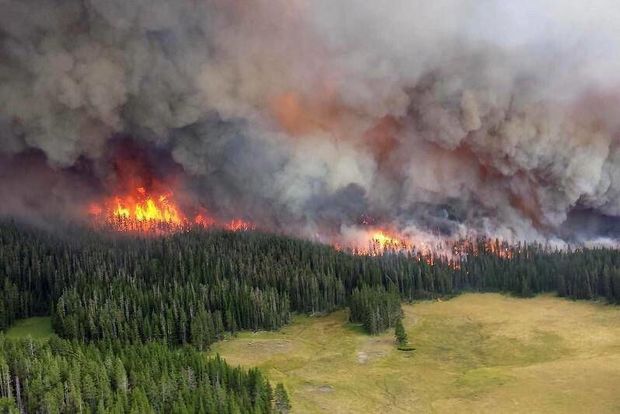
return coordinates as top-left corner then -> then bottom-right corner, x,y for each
0,222 -> 619,412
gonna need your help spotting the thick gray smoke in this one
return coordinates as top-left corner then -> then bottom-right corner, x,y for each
2,0 -> 620,244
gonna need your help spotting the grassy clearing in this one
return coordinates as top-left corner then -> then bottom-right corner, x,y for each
5,317 -> 53,340
212,294 -> 620,413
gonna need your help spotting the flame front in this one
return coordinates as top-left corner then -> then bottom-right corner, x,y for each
112,188 -> 183,225
89,186 -> 254,234
89,187 -> 185,232
89,189 -> 514,266
370,231 -> 409,250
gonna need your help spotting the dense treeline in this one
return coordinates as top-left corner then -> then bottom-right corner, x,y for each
1,221 -> 619,342
349,285 -> 401,334
54,281 -> 289,349
0,335 -> 275,413
454,239 -> 620,301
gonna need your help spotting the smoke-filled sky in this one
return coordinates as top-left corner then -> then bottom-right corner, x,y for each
2,0 -> 620,243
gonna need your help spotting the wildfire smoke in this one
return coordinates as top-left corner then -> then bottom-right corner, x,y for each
2,0 -> 620,246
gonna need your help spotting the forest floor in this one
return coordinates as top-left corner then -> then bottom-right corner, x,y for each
212,293 -> 620,413
5,316 -> 53,340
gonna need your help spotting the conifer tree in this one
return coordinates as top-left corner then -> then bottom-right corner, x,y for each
394,317 -> 408,348
273,383 -> 290,414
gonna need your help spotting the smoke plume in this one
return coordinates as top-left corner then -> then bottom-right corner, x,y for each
2,0 -> 620,244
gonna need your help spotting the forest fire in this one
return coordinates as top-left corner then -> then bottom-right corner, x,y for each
88,186 -> 255,234
369,230 -> 411,251
334,227 -> 450,267
89,186 -> 186,232
226,218 -> 255,232
87,188 -> 513,269
338,227 -> 415,255
337,225 -> 521,269
112,188 -> 181,223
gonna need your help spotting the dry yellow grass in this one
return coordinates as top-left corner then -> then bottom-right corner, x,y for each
212,294 -> 620,413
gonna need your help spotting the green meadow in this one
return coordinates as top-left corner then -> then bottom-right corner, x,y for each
5,316 -> 53,340
213,293 -> 620,413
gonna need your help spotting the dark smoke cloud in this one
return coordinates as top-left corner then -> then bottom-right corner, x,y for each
2,0 -> 620,243
0,151 -> 98,226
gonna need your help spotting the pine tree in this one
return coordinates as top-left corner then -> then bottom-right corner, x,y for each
273,383 -> 290,414
394,317 -> 408,348
0,398 -> 18,414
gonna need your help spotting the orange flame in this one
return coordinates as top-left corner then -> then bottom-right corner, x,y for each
341,228 -> 413,255
226,218 -> 255,232
369,230 -> 410,250
89,187 -> 254,234
195,213 -> 216,228
111,187 -> 183,225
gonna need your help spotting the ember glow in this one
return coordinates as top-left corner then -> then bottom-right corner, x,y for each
226,219 -> 255,232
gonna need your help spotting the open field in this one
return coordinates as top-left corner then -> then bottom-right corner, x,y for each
212,293 -> 620,413
5,317 -> 53,340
